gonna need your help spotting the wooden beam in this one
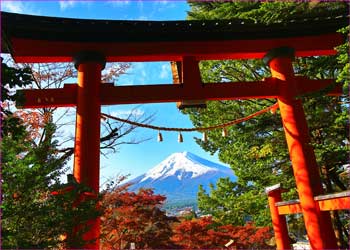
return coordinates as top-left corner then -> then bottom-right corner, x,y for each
294,77 -> 342,97
17,80 -> 277,108
177,56 -> 206,109
16,84 -> 77,109
102,80 -> 279,104
315,191 -> 350,211
318,197 -> 350,211
17,78 -> 342,108
276,200 -> 302,215
11,33 -> 343,63
276,191 -> 350,215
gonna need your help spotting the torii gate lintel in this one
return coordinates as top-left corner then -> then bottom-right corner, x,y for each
17,74 -> 341,109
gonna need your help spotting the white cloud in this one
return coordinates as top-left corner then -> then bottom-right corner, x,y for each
119,62 -> 170,84
153,1 -> 176,13
159,64 -> 170,79
133,63 -> 146,72
141,69 -> 146,78
59,0 -> 76,10
136,15 -> 148,21
1,1 -> 25,13
132,63 -> 147,84
159,0 -> 168,4
139,71 -> 147,84
1,1 -> 41,15
1,2 -> 41,16
106,0 -> 130,7
110,109 -> 145,118
58,1 -> 91,11
137,0 -> 144,12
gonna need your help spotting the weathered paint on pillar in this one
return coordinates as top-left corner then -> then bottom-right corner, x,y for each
73,51 -> 105,249
266,184 -> 291,250
264,47 -> 337,250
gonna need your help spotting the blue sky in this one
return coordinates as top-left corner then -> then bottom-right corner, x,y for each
1,1 -> 229,185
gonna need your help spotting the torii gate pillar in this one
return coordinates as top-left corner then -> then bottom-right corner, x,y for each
73,51 -> 105,249
266,184 -> 291,250
264,47 -> 337,249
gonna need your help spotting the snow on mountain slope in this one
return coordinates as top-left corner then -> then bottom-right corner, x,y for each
141,151 -> 230,181
128,152 -> 236,206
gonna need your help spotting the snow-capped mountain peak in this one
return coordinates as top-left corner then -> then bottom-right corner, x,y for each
140,151 -> 231,182
128,152 -> 236,206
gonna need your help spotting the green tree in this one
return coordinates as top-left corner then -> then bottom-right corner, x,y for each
1,60 -> 100,248
198,178 -> 270,226
186,1 -> 349,246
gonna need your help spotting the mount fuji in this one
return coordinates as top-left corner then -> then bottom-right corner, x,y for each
128,151 -> 236,206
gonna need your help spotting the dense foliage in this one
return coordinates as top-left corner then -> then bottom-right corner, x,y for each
100,178 -> 176,249
172,216 -> 273,249
1,61 -> 100,248
99,177 -> 274,250
185,1 -> 349,246
1,61 -> 59,248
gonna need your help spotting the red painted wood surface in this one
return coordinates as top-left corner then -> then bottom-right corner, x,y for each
269,56 -> 337,250
278,203 -> 303,215
10,33 -> 342,63
73,62 -> 102,249
318,196 -> 350,211
18,78 -> 341,109
266,188 -> 292,250
277,196 -> 350,214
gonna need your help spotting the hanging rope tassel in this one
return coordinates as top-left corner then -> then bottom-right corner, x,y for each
178,132 -> 183,143
157,131 -> 163,142
222,128 -> 228,137
202,132 -> 208,142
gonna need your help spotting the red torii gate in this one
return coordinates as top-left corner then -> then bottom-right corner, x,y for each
2,11 -> 348,249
